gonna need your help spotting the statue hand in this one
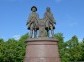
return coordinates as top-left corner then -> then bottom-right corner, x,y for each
54,22 -> 56,24
26,23 -> 28,25
26,22 -> 29,25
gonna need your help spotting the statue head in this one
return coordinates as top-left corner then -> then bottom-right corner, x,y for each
46,7 -> 51,12
31,6 -> 37,12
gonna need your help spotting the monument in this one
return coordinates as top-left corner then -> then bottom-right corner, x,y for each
24,6 -> 61,62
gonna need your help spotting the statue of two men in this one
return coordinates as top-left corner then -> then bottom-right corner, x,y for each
26,6 -> 56,38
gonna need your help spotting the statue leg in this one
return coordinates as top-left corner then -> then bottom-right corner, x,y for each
47,29 -> 49,37
51,27 -> 54,38
34,29 -> 37,38
30,29 -> 33,38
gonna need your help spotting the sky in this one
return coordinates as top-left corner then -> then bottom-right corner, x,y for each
0,0 -> 84,41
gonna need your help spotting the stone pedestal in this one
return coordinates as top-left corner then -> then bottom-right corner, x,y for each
24,37 -> 61,62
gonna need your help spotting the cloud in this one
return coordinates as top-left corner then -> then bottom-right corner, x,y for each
12,35 -> 21,40
79,38 -> 82,42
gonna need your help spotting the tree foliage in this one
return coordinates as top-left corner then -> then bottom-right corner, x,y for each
0,33 -> 28,62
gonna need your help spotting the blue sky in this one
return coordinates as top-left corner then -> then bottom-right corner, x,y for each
0,0 -> 84,41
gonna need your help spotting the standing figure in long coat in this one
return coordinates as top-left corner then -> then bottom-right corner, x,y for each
44,7 -> 56,37
26,6 -> 39,38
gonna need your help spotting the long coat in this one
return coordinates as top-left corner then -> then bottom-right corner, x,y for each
44,11 -> 56,30
27,12 -> 39,30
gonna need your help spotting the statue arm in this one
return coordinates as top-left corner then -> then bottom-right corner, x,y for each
26,20 -> 29,25
26,14 -> 31,25
51,14 -> 56,24
37,13 -> 39,21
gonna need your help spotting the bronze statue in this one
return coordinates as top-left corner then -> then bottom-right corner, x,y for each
26,6 -> 56,38
44,7 -> 56,37
26,6 -> 39,38
24,6 -> 61,62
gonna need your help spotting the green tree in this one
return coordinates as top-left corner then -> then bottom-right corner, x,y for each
54,33 -> 69,62
0,38 -> 5,62
17,33 -> 29,62
0,33 -> 29,62
80,38 -> 84,61
82,38 -> 84,43
67,35 -> 81,61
